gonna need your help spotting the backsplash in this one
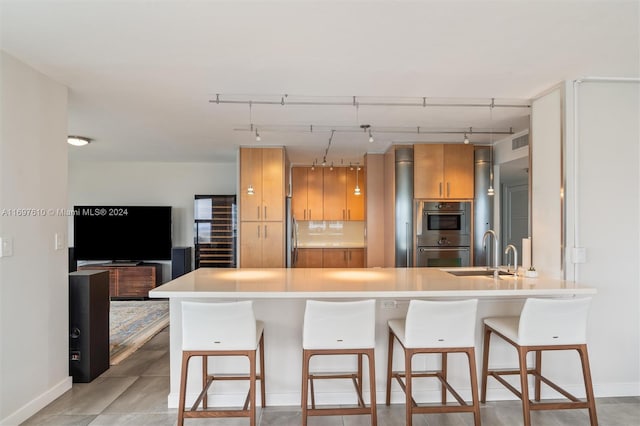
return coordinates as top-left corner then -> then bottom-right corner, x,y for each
296,220 -> 365,247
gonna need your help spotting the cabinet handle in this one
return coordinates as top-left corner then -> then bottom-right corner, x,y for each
348,209 -> 351,220
304,209 -> 306,220
343,209 -> 346,220
309,209 -> 311,220
344,251 -> 347,261
264,225 -> 268,239
447,182 -> 450,197
264,206 -> 267,219
439,182 -> 443,197
257,225 -> 260,238
257,206 -> 260,219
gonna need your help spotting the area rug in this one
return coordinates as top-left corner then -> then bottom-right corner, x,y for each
110,300 -> 169,365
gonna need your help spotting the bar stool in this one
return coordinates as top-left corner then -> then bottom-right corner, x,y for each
301,299 -> 377,426
177,301 -> 265,426
386,299 -> 481,426
481,297 -> 597,426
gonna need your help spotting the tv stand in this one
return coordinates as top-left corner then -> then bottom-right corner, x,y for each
109,261 -> 141,267
77,263 -> 161,299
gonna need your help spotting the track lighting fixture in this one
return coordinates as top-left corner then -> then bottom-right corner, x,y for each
354,166 -> 361,196
463,133 -> 469,144
368,130 -> 374,143
330,162 -> 334,171
488,100 -> 495,196
67,136 -> 91,146
255,129 -> 261,142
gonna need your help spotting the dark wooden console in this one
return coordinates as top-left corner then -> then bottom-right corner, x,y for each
77,263 -> 161,298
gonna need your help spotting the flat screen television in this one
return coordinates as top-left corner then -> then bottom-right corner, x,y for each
73,206 -> 172,261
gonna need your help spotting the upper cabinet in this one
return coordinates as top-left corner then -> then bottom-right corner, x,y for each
240,147 -> 285,222
414,144 -> 474,199
291,166 -> 366,221
291,167 -> 323,221
346,167 -> 365,220
323,167 -> 347,220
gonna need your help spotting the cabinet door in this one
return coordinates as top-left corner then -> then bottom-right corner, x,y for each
261,148 -> 284,221
262,222 -> 284,267
414,144 -> 444,199
295,248 -> 323,268
346,168 -> 365,220
240,222 -> 262,267
291,167 -> 308,220
306,167 -> 324,220
322,248 -> 349,268
443,144 -> 474,199
323,167 -> 347,220
240,148 -> 263,221
117,267 -> 156,297
347,248 -> 365,268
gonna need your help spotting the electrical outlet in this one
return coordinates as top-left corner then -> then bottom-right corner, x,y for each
572,247 -> 587,264
381,300 -> 397,309
0,237 -> 14,257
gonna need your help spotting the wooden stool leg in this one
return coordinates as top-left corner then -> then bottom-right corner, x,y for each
248,351 -> 256,426
386,330 -> 394,406
202,355 -> 208,409
301,350 -> 310,426
577,345 -> 599,426
518,347 -> 532,426
466,348 -> 481,426
480,325 -> 492,403
441,352 -> 448,404
367,349 -> 378,426
534,350 -> 542,401
259,333 -> 266,408
177,353 -> 190,426
405,349 -> 413,426
357,353 -> 364,404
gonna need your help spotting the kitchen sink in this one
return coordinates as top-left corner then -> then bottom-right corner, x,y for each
445,269 -> 513,277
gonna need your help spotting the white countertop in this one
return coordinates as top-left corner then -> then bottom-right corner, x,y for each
149,267 -> 595,299
296,242 -> 365,248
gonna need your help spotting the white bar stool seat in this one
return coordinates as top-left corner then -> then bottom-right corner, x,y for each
386,299 -> 481,426
177,301 -> 265,426
301,299 -> 377,426
481,297 -> 597,426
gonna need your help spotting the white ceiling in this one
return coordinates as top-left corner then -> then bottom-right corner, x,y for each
1,1 -> 638,164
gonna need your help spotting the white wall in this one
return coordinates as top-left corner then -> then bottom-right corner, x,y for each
564,79 -> 640,395
68,161 -> 236,275
0,52 -> 71,425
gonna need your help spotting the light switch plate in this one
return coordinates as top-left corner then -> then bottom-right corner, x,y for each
54,233 -> 65,250
0,237 -> 14,257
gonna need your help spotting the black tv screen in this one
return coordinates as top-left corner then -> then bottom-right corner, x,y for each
73,206 -> 172,261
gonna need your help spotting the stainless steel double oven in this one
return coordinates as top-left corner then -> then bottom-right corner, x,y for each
415,201 -> 471,267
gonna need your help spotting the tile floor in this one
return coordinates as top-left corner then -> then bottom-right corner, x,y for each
22,327 -> 640,425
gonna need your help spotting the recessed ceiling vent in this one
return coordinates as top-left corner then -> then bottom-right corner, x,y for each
512,133 -> 529,150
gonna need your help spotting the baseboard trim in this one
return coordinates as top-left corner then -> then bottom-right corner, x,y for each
0,376 -> 72,426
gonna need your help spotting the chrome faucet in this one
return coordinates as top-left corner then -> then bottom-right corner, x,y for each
505,244 -> 518,277
482,230 -> 500,278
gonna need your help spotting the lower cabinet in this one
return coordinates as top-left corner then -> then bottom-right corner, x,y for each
240,221 -> 284,267
295,248 -> 364,268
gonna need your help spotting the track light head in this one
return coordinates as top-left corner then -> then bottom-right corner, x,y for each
255,129 -> 261,142
463,133 -> 469,144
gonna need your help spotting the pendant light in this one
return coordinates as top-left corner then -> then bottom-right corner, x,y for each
354,166 -> 361,196
487,99 -> 495,196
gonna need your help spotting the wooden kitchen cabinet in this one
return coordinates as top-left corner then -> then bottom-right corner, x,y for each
322,248 -> 364,268
240,221 -> 284,268
322,167 -> 347,220
239,147 -> 286,267
294,248 -> 323,268
240,147 -> 285,222
414,144 -> 474,199
291,167 -> 323,221
346,167 -> 365,220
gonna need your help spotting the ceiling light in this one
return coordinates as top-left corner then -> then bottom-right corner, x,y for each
255,129 -> 261,142
463,133 -> 469,144
67,136 -> 91,146
368,130 -> 374,143
330,162 -> 334,171
354,166 -> 361,196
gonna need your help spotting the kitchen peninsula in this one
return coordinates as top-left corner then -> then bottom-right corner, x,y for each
149,267 -> 595,408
